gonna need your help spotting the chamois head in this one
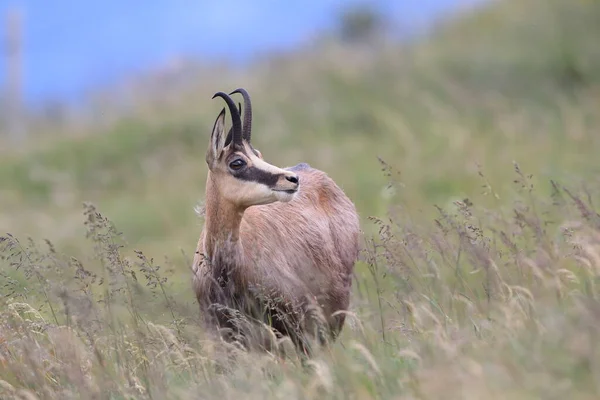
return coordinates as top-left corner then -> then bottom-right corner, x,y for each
205,89 -> 300,208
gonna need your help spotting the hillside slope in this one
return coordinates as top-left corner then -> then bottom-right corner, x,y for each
1,0 -> 598,277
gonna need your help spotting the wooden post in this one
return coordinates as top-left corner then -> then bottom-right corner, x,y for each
4,7 -> 25,145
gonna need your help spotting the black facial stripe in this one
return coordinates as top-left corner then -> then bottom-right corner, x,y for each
233,165 -> 280,187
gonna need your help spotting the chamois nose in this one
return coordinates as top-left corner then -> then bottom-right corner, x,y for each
286,174 -> 299,185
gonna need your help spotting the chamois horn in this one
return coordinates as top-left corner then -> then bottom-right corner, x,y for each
212,91 -> 242,146
230,88 -> 253,143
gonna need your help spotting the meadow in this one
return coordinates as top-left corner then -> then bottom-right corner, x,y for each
2,0 -> 600,398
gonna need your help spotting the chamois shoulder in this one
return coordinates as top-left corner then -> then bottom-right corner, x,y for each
284,163 -> 339,192
286,162 -> 311,172
291,165 -> 355,210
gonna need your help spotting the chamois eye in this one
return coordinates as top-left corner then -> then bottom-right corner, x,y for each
229,159 -> 246,170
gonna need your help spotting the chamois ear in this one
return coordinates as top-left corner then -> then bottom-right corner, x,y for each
224,127 -> 234,148
252,147 -> 263,159
206,107 -> 227,166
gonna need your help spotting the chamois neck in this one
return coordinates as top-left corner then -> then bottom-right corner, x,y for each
203,172 -> 245,259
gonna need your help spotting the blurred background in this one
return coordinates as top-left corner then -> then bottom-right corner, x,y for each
1,0 -> 599,284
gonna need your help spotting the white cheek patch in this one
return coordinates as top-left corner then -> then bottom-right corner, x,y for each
221,176 -> 275,207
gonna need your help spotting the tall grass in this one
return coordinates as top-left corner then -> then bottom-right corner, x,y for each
2,164 -> 600,399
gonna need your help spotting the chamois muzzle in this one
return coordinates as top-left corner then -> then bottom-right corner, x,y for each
285,175 -> 299,185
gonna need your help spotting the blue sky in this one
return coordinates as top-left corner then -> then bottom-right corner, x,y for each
0,0 -> 484,107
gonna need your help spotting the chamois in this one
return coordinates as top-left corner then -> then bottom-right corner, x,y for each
192,88 -> 360,356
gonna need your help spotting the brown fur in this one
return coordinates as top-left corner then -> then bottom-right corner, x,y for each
192,97 -> 360,356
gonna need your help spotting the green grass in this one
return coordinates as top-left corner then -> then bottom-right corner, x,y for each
2,0 -> 600,398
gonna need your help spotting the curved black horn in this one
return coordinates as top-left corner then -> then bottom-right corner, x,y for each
230,88 -> 252,142
212,91 -> 242,146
